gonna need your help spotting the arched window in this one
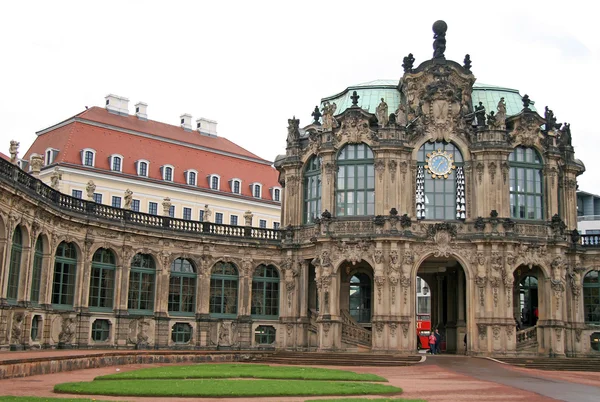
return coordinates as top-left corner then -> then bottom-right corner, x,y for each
110,155 -> 123,172
303,156 -> 322,223
251,264 -> 279,319
30,236 -> 44,303
136,160 -> 149,177
128,254 -> 156,313
7,226 -> 23,301
210,262 -> 238,317
584,270 -> 600,324
81,149 -> 95,167
509,147 -> 543,220
336,143 -> 374,216
169,258 -> 196,315
51,242 -> 78,307
89,248 -> 116,310
416,141 -> 465,220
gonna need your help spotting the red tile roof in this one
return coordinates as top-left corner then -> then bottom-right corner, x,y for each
0,151 -> 10,162
23,107 -> 281,202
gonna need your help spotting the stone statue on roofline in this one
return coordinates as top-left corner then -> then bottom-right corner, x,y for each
432,20 -> 447,59
50,167 -> 62,190
124,189 -> 133,209
402,53 -> 415,73
311,106 -> 322,125
376,98 -> 389,127
395,103 -> 408,127
286,116 -> 300,146
162,197 -> 172,216
9,140 -> 19,164
86,180 -> 96,200
29,154 -> 43,176
496,97 -> 507,130
474,102 -> 486,127
204,204 -> 212,223
321,101 -> 337,131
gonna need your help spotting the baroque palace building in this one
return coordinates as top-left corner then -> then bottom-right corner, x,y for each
1,21 -> 600,356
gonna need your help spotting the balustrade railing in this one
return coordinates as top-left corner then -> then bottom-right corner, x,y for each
516,325 -> 537,345
340,309 -> 372,347
0,158 -> 280,241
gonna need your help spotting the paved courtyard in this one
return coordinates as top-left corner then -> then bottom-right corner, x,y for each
0,352 -> 599,401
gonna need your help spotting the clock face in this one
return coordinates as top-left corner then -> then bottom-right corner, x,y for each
425,150 -> 455,179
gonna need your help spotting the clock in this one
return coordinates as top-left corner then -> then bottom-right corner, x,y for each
425,150 -> 455,179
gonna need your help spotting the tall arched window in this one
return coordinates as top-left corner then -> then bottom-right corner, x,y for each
303,156 -> 322,223
349,273 -> 372,323
251,264 -> 279,319
30,236 -> 44,303
89,248 -> 116,310
52,242 -> 78,307
336,143 -> 374,216
416,141 -> 465,220
128,254 -> 156,313
169,258 -> 196,315
584,270 -> 599,324
7,226 -> 23,301
210,262 -> 238,317
509,147 -> 543,220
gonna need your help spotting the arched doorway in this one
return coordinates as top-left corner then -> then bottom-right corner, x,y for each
340,264 -> 373,328
349,273 -> 371,324
416,256 -> 468,354
513,270 -> 540,328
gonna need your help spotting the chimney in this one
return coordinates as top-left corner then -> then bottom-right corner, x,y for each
180,113 -> 192,131
105,94 -> 130,116
135,102 -> 148,120
196,117 -> 218,136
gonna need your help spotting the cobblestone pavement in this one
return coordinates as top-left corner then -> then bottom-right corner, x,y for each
0,352 -> 599,401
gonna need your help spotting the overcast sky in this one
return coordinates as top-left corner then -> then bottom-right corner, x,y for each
1,1 -> 599,192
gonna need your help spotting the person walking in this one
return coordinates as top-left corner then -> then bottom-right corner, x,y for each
428,332 -> 437,355
434,328 -> 442,354
463,333 -> 467,355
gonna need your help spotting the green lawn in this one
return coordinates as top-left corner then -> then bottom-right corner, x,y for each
96,363 -> 386,382
54,379 -> 401,397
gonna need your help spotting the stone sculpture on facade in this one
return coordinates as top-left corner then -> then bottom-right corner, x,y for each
161,197 -> 171,216
432,20 -> 447,59
49,167 -> 62,190
311,106 -> 322,125
10,313 -> 23,345
29,153 -> 43,176
474,102 -> 486,127
85,180 -> 96,200
203,204 -> 212,222
9,140 -> 19,164
321,101 -> 337,131
286,116 -> 300,146
376,98 -> 389,127
59,317 -> 75,344
124,189 -> 133,209
496,97 -> 507,129
402,53 -> 415,72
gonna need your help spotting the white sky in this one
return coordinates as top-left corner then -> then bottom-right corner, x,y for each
1,1 -> 599,192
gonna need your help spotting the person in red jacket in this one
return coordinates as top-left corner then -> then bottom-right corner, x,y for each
428,332 -> 437,355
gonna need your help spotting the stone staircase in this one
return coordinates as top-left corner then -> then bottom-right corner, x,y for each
494,357 -> 600,371
253,351 -> 422,366
340,309 -> 372,348
516,325 -> 538,352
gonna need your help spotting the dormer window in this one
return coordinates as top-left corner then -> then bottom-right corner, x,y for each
184,169 -> 198,186
45,148 -> 59,166
271,187 -> 281,202
251,183 -> 262,198
161,164 -> 174,182
136,160 -> 149,177
81,148 -> 96,167
109,154 -> 124,172
209,174 -> 220,190
230,178 -> 242,194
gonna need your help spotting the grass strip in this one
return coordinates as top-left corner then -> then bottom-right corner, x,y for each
0,397 -> 102,401
96,363 -> 386,382
55,379 -> 401,397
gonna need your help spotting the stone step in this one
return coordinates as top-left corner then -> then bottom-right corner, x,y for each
253,352 -> 421,367
495,357 -> 600,372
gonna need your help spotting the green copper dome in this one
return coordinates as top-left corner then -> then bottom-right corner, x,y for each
321,80 -> 534,117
